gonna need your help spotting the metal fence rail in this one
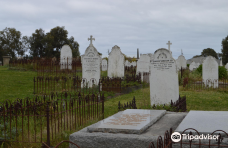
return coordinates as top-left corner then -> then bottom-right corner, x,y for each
183,78 -> 228,91
0,92 -> 104,147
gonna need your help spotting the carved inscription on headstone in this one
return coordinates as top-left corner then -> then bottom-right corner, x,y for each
152,59 -> 174,70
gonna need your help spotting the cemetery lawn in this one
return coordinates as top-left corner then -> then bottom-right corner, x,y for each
0,66 -> 36,101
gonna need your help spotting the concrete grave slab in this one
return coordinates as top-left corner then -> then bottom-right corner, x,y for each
70,112 -> 187,148
175,111 -> 228,135
87,109 -> 166,134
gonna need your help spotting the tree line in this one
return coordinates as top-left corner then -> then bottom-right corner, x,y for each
0,26 -> 80,62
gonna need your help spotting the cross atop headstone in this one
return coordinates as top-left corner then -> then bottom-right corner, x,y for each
88,35 -> 95,45
181,49 -> 183,55
166,41 -> 172,51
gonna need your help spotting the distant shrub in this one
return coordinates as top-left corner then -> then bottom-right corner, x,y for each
196,64 -> 202,75
219,66 -> 227,79
187,64 -> 190,67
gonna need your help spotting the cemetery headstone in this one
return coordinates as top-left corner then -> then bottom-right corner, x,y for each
176,55 -> 187,70
189,61 -> 198,71
2,56 -> 11,66
0,61 -> 2,66
125,60 -> 130,67
225,63 -> 228,71
108,45 -> 125,78
220,57 -> 223,66
136,54 -> 150,81
202,56 -> 218,88
60,45 -> 72,69
102,59 -> 107,71
81,35 -> 101,87
150,48 -> 179,105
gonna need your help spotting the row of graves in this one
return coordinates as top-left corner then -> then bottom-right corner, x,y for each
1,38 -> 228,147
33,36 -> 148,95
69,46 -> 228,148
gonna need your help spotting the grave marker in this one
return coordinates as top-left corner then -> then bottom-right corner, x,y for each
176,55 -> 187,70
136,54 -> 150,81
81,35 -> 101,87
108,45 -> 125,77
202,56 -> 218,88
102,59 -> 107,71
60,45 -> 72,69
150,48 -> 179,105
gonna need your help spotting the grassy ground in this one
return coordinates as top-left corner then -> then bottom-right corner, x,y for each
0,66 -> 36,101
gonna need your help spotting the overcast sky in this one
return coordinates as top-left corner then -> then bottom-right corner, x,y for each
1,0 -> 228,60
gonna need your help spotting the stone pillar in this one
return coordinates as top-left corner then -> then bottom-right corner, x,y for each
3,56 -> 11,66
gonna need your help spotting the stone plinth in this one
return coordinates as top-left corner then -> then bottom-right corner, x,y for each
3,56 -> 11,66
87,109 -> 166,134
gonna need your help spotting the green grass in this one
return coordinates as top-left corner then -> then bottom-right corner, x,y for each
0,66 -> 36,102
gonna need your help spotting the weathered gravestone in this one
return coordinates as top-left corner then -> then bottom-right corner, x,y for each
81,35 -> 101,87
125,60 -> 130,67
150,48 -> 179,105
176,55 -> 187,70
60,45 -> 72,69
136,54 -> 150,82
102,59 -> 107,71
108,45 -> 125,78
202,56 -> 218,88
2,56 -> 11,66
189,61 -> 199,71
225,63 -> 228,71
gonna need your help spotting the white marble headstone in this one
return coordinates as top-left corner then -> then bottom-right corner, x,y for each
225,63 -> 228,71
81,36 -> 101,87
137,54 -> 150,81
202,56 -> 218,88
150,48 -> 179,105
108,45 -> 125,78
176,55 -> 187,70
102,59 -> 107,71
189,61 -> 200,71
60,45 -> 72,69
125,60 -> 130,67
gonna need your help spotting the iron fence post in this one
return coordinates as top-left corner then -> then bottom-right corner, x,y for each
46,102 -> 50,147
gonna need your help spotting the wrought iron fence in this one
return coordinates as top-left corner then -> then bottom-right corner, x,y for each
0,92 -> 104,147
183,78 -> 228,91
118,96 -> 137,111
33,76 -> 99,95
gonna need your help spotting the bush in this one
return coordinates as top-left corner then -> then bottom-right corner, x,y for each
187,64 -> 190,68
196,64 -> 202,75
219,66 -> 227,79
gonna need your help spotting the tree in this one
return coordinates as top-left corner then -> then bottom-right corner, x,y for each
201,48 -> 218,59
68,36 -> 80,57
221,35 -> 228,65
48,26 -> 69,57
0,27 -> 26,60
28,28 -> 47,57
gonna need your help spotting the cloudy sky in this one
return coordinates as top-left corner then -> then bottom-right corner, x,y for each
1,0 -> 228,60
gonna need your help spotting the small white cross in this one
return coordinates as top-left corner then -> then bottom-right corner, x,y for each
166,41 -> 172,51
88,35 -> 95,45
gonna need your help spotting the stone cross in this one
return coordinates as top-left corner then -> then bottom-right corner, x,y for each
88,35 -> 95,45
181,49 -> 183,55
166,41 -> 172,51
